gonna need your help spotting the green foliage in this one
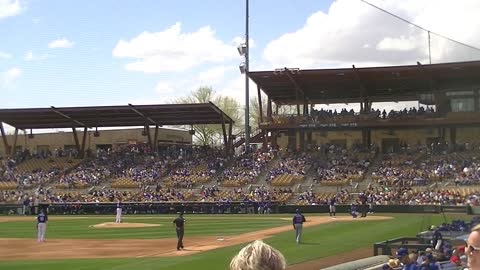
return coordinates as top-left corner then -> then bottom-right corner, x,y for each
174,86 -> 243,146
249,96 -> 267,129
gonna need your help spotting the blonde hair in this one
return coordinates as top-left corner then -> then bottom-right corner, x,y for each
229,240 -> 286,270
472,224 -> 480,233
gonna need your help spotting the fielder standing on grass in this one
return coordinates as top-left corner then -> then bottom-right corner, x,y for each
36,209 -> 48,242
292,209 -> 306,244
173,212 -> 186,250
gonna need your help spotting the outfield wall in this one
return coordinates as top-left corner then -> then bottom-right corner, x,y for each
0,202 -> 470,215
278,204 -> 470,214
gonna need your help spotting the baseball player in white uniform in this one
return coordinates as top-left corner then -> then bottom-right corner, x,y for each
115,200 -> 123,223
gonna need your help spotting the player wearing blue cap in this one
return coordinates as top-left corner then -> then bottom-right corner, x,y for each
292,209 -> 306,244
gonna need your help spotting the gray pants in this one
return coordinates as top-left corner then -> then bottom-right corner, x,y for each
115,208 -> 122,223
176,227 -> 184,250
37,223 -> 46,242
294,223 -> 303,244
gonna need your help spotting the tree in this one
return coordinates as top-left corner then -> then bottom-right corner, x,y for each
175,86 -> 243,146
249,96 -> 267,130
250,96 -> 300,129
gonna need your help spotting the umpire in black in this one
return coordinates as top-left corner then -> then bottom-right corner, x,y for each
173,212 -> 186,250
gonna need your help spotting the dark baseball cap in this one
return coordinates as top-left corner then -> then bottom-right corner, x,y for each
396,247 -> 408,258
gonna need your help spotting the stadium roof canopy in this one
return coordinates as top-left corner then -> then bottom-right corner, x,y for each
249,60 -> 480,105
0,102 -> 234,130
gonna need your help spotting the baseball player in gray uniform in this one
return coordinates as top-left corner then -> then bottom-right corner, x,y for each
292,209 -> 306,244
37,209 -> 48,242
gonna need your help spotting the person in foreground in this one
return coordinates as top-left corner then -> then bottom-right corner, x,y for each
467,224 -> 480,270
229,240 -> 286,270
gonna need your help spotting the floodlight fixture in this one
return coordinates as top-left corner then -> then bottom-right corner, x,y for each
237,43 -> 247,56
239,62 -> 246,74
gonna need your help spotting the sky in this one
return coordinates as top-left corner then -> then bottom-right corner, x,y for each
1,0 -> 480,130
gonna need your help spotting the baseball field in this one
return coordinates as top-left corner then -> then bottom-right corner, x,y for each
0,213 -> 469,270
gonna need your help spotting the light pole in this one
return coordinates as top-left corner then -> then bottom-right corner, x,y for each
238,0 -> 250,152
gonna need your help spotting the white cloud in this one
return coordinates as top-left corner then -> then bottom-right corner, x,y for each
0,51 -> 12,59
0,0 -> 22,20
113,22 -> 241,73
197,66 -> 233,84
48,38 -> 75,49
24,50 -> 49,61
2,67 -> 22,86
155,81 -> 175,95
376,36 -> 417,51
263,0 -> 480,69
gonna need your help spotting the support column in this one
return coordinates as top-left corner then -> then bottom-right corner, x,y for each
257,85 -> 263,123
228,123 -> 233,156
72,127 -> 80,154
153,125 -> 159,152
80,127 -> 87,158
361,99 -> 371,113
299,130 -> 305,151
450,127 -> 457,151
267,97 -> 272,121
367,129 -> 372,149
12,128 -> 19,153
221,115 -> 228,155
0,123 -> 10,156
296,129 -> 301,151
272,131 -> 279,148
262,129 -> 268,150
439,127 -> 446,142
361,129 -> 368,148
307,130 -> 313,147
145,125 -> 153,150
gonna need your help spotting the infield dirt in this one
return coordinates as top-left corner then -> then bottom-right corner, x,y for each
0,215 -> 391,261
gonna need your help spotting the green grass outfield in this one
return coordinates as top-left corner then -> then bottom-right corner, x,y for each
0,213 -> 470,270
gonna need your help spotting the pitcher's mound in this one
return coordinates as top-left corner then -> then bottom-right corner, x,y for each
90,222 -> 161,228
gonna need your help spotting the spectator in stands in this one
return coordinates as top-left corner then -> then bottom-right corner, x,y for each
419,253 -> 439,270
229,240 -> 286,270
449,246 -> 466,268
383,259 -> 400,270
396,247 -> 418,270
431,228 -> 443,250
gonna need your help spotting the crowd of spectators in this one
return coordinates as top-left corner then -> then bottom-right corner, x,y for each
220,150 -> 274,186
266,152 -> 312,183
314,144 -> 372,185
272,106 -> 437,125
167,147 -> 226,188
2,139 -> 480,207
373,145 -> 480,187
